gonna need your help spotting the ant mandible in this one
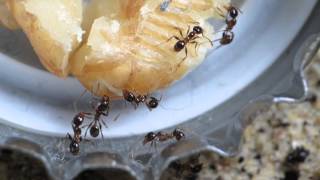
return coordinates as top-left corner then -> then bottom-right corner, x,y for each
167,24 -> 213,67
143,128 -> 185,147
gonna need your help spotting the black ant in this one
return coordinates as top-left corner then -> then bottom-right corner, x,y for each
122,90 -> 161,110
225,6 -> 241,31
84,96 -> 110,138
143,128 -> 185,146
67,112 -> 90,155
213,6 -> 241,46
167,24 -> 213,67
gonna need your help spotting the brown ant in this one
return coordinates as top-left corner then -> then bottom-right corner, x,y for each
143,128 -> 185,147
122,90 -> 161,110
214,5 -> 241,46
225,6 -> 241,30
84,96 -> 110,138
67,112 -> 90,155
167,24 -> 213,67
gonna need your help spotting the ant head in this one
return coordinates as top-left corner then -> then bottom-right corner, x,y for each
69,141 -> 80,155
73,113 -> 85,126
123,90 -> 135,102
174,40 -> 186,52
229,6 -> 239,19
193,26 -> 203,34
90,124 -> 100,138
102,96 -> 110,104
147,97 -> 159,109
173,128 -> 185,141
98,96 -> 110,111
143,132 -> 156,144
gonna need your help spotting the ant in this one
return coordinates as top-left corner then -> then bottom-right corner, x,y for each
143,128 -> 185,147
84,96 -> 110,138
67,112 -> 90,155
122,90 -> 161,110
214,5 -> 241,46
225,6 -> 241,31
167,24 -> 213,67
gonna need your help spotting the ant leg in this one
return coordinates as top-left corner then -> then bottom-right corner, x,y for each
84,112 -> 93,118
73,90 -> 87,113
212,44 -> 223,51
158,35 -> 180,46
216,7 -> 226,18
212,38 -> 222,43
202,33 -> 213,46
164,36 -> 180,44
113,113 -> 121,122
99,123 -> 104,139
189,41 -> 200,56
194,42 -> 200,56
102,112 -> 108,117
84,121 -> 94,138
101,119 -> 108,128
154,141 -> 158,152
66,133 -> 72,140
93,81 -> 102,97
150,141 -> 156,150
177,47 -> 188,68
183,47 -> 188,61
186,25 -> 190,36
173,27 -> 184,39
132,102 -> 139,109
87,100 -> 96,111
102,106 -> 110,117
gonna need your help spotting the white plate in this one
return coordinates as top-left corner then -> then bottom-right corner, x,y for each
0,0 -> 317,137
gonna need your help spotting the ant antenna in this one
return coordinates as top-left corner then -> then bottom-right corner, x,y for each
73,90 -> 88,113
113,113 -> 121,122
157,92 -> 189,111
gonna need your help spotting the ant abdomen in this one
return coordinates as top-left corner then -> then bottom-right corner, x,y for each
174,40 -> 186,52
90,124 -> 100,138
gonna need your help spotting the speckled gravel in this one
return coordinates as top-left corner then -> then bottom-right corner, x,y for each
187,51 -> 320,180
